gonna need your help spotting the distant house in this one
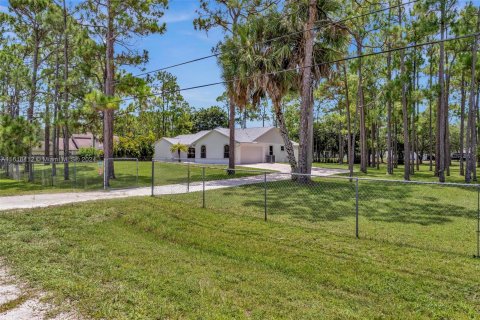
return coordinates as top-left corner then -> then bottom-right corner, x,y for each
33,133 -> 106,156
154,127 -> 298,164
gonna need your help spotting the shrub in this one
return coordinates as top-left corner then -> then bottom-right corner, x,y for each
113,132 -> 155,160
78,147 -> 103,160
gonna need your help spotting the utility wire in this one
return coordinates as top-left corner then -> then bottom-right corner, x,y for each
103,31 -> 479,106
13,29 -> 477,109
120,0 -> 421,81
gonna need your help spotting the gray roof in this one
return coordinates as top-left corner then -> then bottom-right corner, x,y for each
161,127 -> 298,145
213,127 -> 273,143
163,130 -> 210,145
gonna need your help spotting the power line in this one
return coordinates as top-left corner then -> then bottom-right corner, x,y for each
121,0 -> 421,81
107,31 -> 479,106
131,54 -> 220,78
11,30 -> 478,110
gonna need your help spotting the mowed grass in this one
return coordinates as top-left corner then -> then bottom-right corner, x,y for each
171,175 -> 479,256
0,179 -> 479,318
313,161 -> 473,183
0,161 -> 261,196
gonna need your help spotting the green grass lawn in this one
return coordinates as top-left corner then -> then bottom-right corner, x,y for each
0,161 -> 262,196
171,175 -> 478,256
313,161 -> 475,183
0,179 -> 479,318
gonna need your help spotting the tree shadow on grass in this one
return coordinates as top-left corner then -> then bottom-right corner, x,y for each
207,179 -> 477,227
358,181 -> 477,224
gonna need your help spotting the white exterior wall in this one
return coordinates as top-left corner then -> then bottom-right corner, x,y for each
153,127 -> 298,164
192,130 -> 238,164
255,128 -> 298,163
153,139 -> 187,160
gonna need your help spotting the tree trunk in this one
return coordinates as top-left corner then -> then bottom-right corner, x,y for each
228,97 -> 235,171
376,121 -> 380,169
297,0 -> 317,181
386,40 -> 393,175
428,50 -> 434,172
356,37 -> 367,174
27,29 -> 40,182
394,120 -> 398,168
411,51 -> 416,175
275,104 -> 297,172
338,126 -> 344,164
371,121 -> 376,168
44,101 -> 50,159
460,70 -> 466,176
52,40 -> 61,176
399,6 -> 409,180
437,3 -> 447,182
63,0 -> 70,180
104,0 -> 115,186
415,63 -> 420,171
476,85 -> 480,175
342,63 -> 354,177
445,57 -> 453,177
466,9 -> 479,183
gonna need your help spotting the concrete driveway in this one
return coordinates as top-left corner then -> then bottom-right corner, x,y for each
0,164 -> 346,212
242,163 -> 349,176
0,173 -> 288,212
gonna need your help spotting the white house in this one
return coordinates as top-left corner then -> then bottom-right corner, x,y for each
154,127 -> 299,164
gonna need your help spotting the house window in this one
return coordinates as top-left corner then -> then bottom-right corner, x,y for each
269,145 -> 274,156
224,145 -> 229,158
281,146 -> 285,151
187,147 -> 195,159
201,145 -> 207,158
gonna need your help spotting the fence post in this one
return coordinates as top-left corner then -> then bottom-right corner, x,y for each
136,159 -> 139,187
476,186 -> 480,258
187,163 -> 190,193
151,160 -> 155,197
103,158 -> 107,190
202,166 -> 205,208
355,177 -> 359,239
74,160 -> 77,188
264,172 -> 267,221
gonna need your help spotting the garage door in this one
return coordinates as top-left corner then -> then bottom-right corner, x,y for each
240,146 -> 264,164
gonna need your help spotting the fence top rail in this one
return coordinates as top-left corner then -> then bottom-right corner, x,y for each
152,158 -> 480,188
104,158 -> 139,161
354,176 -> 480,188
0,159 -> 91,164
155,162 -> 270,174
153,157 -> 237,162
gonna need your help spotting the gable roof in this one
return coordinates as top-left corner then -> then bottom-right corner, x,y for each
162,130 -> 210,145
159,127 -> 299,146
213,127 -> 274,143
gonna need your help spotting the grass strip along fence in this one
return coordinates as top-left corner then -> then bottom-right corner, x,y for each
152,160 -> 480,258
0,158 -> 141,193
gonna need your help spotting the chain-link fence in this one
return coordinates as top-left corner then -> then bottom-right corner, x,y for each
0,159 -> 99,189
2,157 -> 479,257
103,158 -> 139,190
0,157 -> 141,194
151,160 -> 480,257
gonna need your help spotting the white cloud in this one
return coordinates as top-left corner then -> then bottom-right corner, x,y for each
0,5 -> 8,13
162,11 -> 194,24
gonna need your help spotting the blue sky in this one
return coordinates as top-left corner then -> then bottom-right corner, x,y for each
0,0 -> 227,111
130,0 -> 226,109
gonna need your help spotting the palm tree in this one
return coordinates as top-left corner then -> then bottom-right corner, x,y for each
170,143 -> 188,162
248,13 -> 299,172
218,28 -> 258,172
284,0 -> 347,180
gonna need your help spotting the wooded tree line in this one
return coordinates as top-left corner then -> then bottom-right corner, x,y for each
0,0 -> 219,181
207,0 -> 480,182
1,0 -> 479,184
